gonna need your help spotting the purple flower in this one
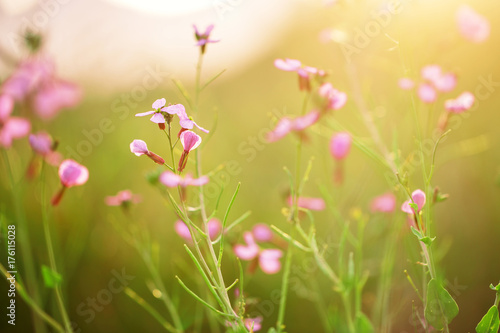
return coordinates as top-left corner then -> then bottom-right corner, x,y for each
401,189 -> 426,215
456,5 -> 490,43
130,139 -> 165,165
0,115 -> 31,148
52,159 -> 89,206
174,218 -> 221,242
445,91 -> 475,113
135,99 -> 179,129
193,24 -> 219,54
175,104 -> 209,133
267,110 -> 320,142
318,83 -> 347,111
159,171 -> 208,188
370,193 -> 396,213
33,79 -> 82,120
287,196 -> 326,211
252,224 -> 273,242
274,58 -> 325,91
330,132 -> 352,160
233,232 -> 283,274
178,130 -> 202,172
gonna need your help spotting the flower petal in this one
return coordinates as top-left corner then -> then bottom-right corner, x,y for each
58,159 -> 89,187
150,112 -> 165,124
175,220 -> 192,241
159,171 -> 183,187
135,111 -> 156,117
152,98 -> 166,109
274,58 -> 301,72
259,249 -> 283,274
252,224 -> 273,242
130,139 -> 149,156
180,130 -> 202,152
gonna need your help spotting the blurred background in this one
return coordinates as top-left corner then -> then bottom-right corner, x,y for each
1,0 -> 499,332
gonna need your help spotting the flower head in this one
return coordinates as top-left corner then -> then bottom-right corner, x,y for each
398,78 -> 415,90
370,193 -> 396,213
159,171 -> 208,188
0,117 -> 31,148
244,317 -> 262,332
252,224 -> 273,242
417,83 -> 438,104
105,190 -> 141,207
318,83 -> 347,111
33,80 -> 81,120
130,139 -> 165,165
274,58 -> 325,91
445,91 -> 475,113
174,218 -> 221,242
178,130 -> 202,172
175,104 -> 209,133
193,24 -> 219,54
28,132 -> 62,167
401,189 -> 426,215
267,110 -> 320,142
135,99 -> 179,129
233,232 -> 283,274
58,159 -> 89,187
287,196 -> 326,211
456,5 -> 490,43
0,94 -> 14,121
330,132 -> 352,160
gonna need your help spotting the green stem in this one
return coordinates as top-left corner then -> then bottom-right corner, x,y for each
1,149 -> 45,333
341,291 -> 356,333
0,263 -> 64,333
40,164 -> 72,333
276,227 -> 294,333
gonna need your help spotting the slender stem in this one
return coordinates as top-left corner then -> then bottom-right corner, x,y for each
341,291 -> 356,333
0,263 -> 64,333
276,227 -> 294,333
40,164 -> 72,333
1,149 -> 45,333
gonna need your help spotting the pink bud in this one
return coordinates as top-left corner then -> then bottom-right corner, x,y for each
252,224 -> 273,242
370,193 -> 396,213
401,189 -> 426,215
330,132 -> 352,160
58,159 -> 89,188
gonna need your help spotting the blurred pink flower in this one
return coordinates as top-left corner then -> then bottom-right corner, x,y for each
252,224 -> 273,242
445,91 -> 475,113
370,193 -> 396,213
174,104 -> 209,133
417,83 -> 437,104
52,159 -> 89,206
318,83 -> 347,110
1,57 -> 54,100
401,189 -> 426,215
234,232 -> 283,274
130,139 -> 165,165
159,171 -> 208,188
0,94 -> 14,120
105,190 -> 141,207
274,58 -> 325,91
287,196 -> 326,211
398,78 -> 415,90
456,5 -> 490,43
174,218 -> 221,242
0,117 -> 31,148
33,80 -> 81,120
178,130 -> 202,172
267,110 -> 320,142
28,132 -> 62,167
421,65 -> 456,93
244,317 -> 262,332
330,132 -> 352,160
193,24 -> 219,54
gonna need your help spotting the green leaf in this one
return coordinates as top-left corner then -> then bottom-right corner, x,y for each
476,305 -> 500,333
355,312 -> 375,333
490,283 -> 500,292
267,329 -> 277,333
409,203 -> 418,211
410,226 -> 435,246
41,265 -> 62,288
424,278 -> 459,329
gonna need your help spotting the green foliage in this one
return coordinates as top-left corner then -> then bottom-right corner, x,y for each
424,279 -> 459,329
355,313 -> 374,333
410,226 -> 435,246
41,265 -> 62,288
476,305 -> 500,333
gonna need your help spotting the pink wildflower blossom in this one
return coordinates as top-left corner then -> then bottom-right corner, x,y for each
105,190 -> 141,207
130,139 -> 165,165
52,159 -> 89,206
456,5 -> 490,43
445,91 -> 475,113
401,189 -> 426,215
267,110 -> 320,142
370,193 -> 396,213
193,24 -> 219,54
318,83 -> 347,111
159,171 -> 208,188
274,58 -> 325,91
287,196 -> 326,211
330,132 -> 352,160
178,130 -> 202,172
0,95 -> 31,148
234,232 -> 283,274
135,99 -> 179,130
174,218 -> 221,242
174,104 -> 209,133
252,224 -> 273,242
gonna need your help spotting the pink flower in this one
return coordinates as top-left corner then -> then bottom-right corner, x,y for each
421,65 -> 456,93
130,139 -> 165,165
456,5 -> 490,43
178,130 -> 202,172
159,171 -> 208,188
174,218 -> 221,241
33,80 -> 81,120
1,57 -> 54,100
0,117 -> 31,148
252,224 -> 273,242
0,94 -> 14,120
274,58 -> 325,91
105,190 -> 141,207
244,317 -> 262,332
28,132 -> 62,167
330,132 -> 352,160
445,91 -> 475,113
401,189 -> 426,215
318,83 -> 347,110
52,159 -> 89,206
287,196 -> 326,211
234,232 -> 283,274
417,83 -> 437,104
193,24 -> 219,54
370,193 -> 396,213
267,110 -> 320,142
398,78 -> 415,90
135,99 -> 179,129
174,104 -> 209,133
